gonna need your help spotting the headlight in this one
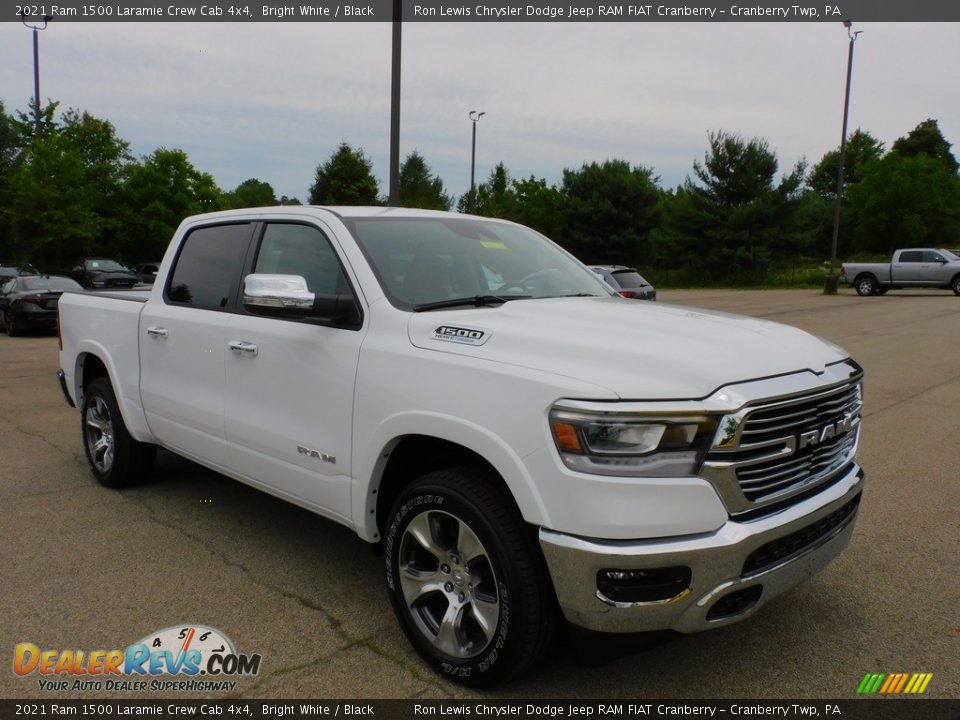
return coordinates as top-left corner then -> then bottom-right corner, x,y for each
549,408 -> 717,477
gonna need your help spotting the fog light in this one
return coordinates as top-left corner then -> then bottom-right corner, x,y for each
596,566 -> 692,605
706,585 -> 763,621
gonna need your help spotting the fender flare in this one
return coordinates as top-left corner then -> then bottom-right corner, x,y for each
73,342 -> 155,443
352,411 -> 551,542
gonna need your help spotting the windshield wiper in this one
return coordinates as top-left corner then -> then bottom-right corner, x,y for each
412,294 -> 531,312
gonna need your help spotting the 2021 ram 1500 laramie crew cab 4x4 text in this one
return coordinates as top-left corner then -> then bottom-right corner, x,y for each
57,207 -> 865,686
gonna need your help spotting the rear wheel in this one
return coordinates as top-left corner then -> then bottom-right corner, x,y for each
855,276 -> 877,296
952,275 -> 960,296
384,467 -> 556,686
81,377 -> 156,488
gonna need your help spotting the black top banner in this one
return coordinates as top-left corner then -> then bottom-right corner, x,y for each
1,700 -> 959,720
6,0 -> 960,22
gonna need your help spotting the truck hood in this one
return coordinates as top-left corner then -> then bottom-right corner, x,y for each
407,297 -> 847,400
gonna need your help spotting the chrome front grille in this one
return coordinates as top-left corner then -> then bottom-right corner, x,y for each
738,382 -> 861,447
703,375 -> 863,515
737,429 -> 858,501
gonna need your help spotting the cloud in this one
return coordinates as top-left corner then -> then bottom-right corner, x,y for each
0,21 -> 956,203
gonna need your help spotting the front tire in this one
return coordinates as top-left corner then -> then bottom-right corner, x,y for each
384,467 -> 556,686
855,276 -> 878,296
952,275 -> 960,296
81,377 -> 156,488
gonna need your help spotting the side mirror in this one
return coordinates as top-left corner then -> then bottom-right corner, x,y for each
243,274 -> 314,310
242,274 -> 360,326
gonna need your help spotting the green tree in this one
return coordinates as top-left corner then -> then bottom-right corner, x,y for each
308,142 -> 379,205
227,178 -> 278,209
456,164 -> 565,240
661,131 -> 809,284
559,159 -> 661,265
398,151 -> 451,210
457,162 -> 520,218
847,152 -> 960,254
279,195 -> 302,205
118,148 -> 227,260
805,130 -> 885,260
11,100 -> 58,140
0,101 -> 20,249
808,129 -> 885,199
0,101 -> 18,178
510,175 -> 565,240
5,107 -> 132,268
891,119 -> 959,173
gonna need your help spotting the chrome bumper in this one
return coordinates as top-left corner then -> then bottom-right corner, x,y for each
539,463 -> 864,633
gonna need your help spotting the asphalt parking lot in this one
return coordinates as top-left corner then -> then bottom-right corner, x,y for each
1,288 -> 957,701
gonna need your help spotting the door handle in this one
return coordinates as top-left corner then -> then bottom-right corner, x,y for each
228,340 -> 259,356
146,326 -> 168,338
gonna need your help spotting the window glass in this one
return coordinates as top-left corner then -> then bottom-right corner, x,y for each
922,251 -> 945,262
899,251 -> 922,263
342,217 -> 607,309
253,223 -> 351,297
85,259 -> 128,272
167,223 -> 251,309
610,269 -> 650,289
22,277 -> 83,292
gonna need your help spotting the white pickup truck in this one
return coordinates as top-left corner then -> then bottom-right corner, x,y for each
57,207 -> 865,686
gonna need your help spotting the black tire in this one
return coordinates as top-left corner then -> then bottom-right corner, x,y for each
952,275 -> 960,296
855,275 -> 877,296
5,311 -> 20,336
81,377 -> 156,488
384,467 -> 556,687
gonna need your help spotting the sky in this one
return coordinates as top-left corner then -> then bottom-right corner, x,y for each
0,21 -> 957,204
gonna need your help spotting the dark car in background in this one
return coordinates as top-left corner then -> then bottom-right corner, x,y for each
589,265 -> 657,301
130,262 -> 162,285
69,258 -> 139,290
0,275 -> 83,336
0,263 -> 39,284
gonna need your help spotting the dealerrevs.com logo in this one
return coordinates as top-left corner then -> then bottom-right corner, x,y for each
13,624 -> 262,693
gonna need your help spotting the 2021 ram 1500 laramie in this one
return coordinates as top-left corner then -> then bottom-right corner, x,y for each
57,207 -> 865,686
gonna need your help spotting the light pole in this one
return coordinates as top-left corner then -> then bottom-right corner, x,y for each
388,0 -> 401,206
20,11 -> 52,136
824,21 -> 862,295
468,110 -> 485,213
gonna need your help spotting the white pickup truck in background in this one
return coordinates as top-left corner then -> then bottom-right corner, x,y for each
841,248 -> 960,296
57,207 -> 866,686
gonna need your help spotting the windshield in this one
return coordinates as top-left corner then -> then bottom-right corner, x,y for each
941,250 -> 959,261
22,276 -> 83,292
85,259 -> 128,272
341,216 -> 610,310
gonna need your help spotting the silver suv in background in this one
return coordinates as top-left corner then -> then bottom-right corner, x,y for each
589,264 -> 657,300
